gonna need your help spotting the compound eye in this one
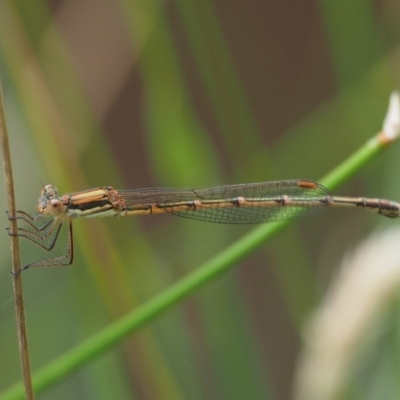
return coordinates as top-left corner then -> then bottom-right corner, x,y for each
41,184 -> 58,198
50,199 -> 63,213
37,198 -> 48,213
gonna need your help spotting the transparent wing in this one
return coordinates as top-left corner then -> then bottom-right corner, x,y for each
118,180 -> 331,224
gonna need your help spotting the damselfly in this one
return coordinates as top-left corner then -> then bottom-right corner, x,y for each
8,179 -> 400,272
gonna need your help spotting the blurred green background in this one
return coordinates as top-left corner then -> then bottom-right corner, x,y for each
1,1 -> 400,399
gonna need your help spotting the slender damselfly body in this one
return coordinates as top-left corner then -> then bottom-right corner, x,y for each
7,179 -> 400,272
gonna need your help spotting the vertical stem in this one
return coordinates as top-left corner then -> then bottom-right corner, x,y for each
0,83 -> 34,398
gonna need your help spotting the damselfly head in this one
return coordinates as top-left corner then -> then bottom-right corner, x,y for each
37,184 -> 65,216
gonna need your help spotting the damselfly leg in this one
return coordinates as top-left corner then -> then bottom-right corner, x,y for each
8,211 -> 74,272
